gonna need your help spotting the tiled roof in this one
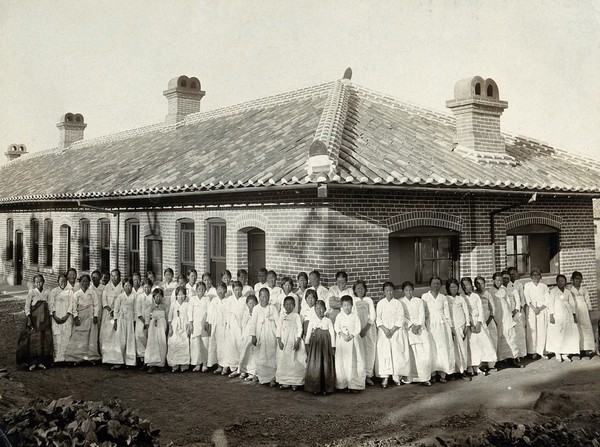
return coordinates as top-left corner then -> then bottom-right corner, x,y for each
1,76 -> 600,204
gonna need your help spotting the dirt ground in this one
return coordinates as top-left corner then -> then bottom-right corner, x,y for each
1,288 -> 600,446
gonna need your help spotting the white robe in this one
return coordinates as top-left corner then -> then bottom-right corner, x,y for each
106,291 -> 136,366
523,281 -> 549,355
145,305 -> 167,367
167,299 -> 191,366
207,296 -> 225,367
238,307 -> 257,375
276,312 -> 306,386
221,295 -> 242,368
48,286 -> 73,362
249,304 -> 278,384
464,293 -> 497,365
188,294 -> 210,365
100,281 -> 123,360
353,295 -> 377,378
546,288 -> 580,355
400,297 -> 432,382
334,310 -> 365,390
491,286 -> 519,361
422,292 -> 455,375
569,285 -> 595,351
506,282 -> 528,357
375,298 -> 409,379
447,295 -> 470,373
65,288 -> 100,362
135,292 -> 154,357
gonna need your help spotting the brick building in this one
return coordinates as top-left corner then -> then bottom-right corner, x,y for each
2,71 -> 599,306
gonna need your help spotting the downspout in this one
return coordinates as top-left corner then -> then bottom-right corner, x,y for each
489,193 -> 537,271
76,200 -> 121,270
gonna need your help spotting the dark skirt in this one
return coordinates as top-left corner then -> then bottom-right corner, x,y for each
304,328 -> 336,393
16,301 -> 54,367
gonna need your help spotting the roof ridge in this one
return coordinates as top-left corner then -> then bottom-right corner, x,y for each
182,81 -> 334,126
305,79 -> 350,178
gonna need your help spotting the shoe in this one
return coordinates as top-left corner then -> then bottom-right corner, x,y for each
366,377 -> 375,386
213,367 -> 223,375
422,381 -> 432,387
462,374 -> 472,381
280,385 -> 291,390
147,367 -> 157,374
393,380 -> 402,386
221,369 -> 229,376
381,378 -> 389,389
111,365 -> 122,370
192,365 -> 201,372
269,379 -> 277,387
29,364 -> 36,371
439,377 -> 447,383
201,366 -> 208,373
239,372 -> 248,379
37,364 -> 46,370
229,371 -> 241,378
291,386 -> 298,391
531,354 -> 540,360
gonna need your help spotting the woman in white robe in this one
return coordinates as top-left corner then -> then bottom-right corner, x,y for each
547,274 -> 580,361
49,274 -> 73,363
446,278 -> 471,378
475,277 -> 498,353
167,286 -> 191,371
221,282 -> 243,374
334,296 -> 365,391
352,280 -> 377,386
249,288 -> 279,385
490,273 -> 523,368
568,271 -> 595,355
100,269 -> 123,362
237,295 -> 258,380
135,280 -> 155,364
64,275 -> 100,363
106,278 -> 137,369
399,281 -> 432,385
145,288 -> 168,372
276,297 -> 307,389
189,282 -> 210,372
207,283 -> 227,373
523,269 -> 549,358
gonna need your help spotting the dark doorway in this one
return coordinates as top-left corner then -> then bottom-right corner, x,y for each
15,230 -> 23,285
146,237 -> 163,281
208,219 -> 226,282
247,229 -> 265,286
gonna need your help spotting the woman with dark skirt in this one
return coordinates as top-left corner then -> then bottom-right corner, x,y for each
304,300 -> 336,394
16,274 -> 53,370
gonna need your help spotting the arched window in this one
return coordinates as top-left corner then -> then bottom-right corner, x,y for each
31,219 -> 39,265
6,218 -> 13,261
475,83 -> 481,95
487,85 -> 494,97
44,219 -> 53,267
207,218 -> 226,282
60,224 -> 72,273
180,79 -> 187,87
80,219 -> 90,271
98,218 -> 110,274
506,224 -> 559,275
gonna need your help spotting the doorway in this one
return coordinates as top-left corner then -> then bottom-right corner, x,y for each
15,230 -> 23,285
247,229 -> 265,286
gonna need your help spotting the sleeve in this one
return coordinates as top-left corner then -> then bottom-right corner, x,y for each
248,311 -> 258,337
25,290 -> 33,316
295,314 -> 303,338
394,300 -> 405,328
523,283 -> 533,307
367,298 -> 376,325
416,300 -> 425,326
460,298 -> 470,325
543,284 -> 550,307
92,290 -> 100,317
48,289 -> 56,314
276,316 -> 283,338
516,283 -> 525,307
135,293 -> 143,319
167,302 -> 174,323
376,300 -> 384,327
305,319 -> 314,344
328,319 -> 336,348
114,294 -> 122,318
487,294 -> 496,316
566,291 -> 576,314
442,297 -> 452,325
584,287 -> 593,311
334,313 -> 342,335
351,314 -> 361,336
70,291 -> 79,317
187,298 -> 195,322
102,287 -> 109,309
547,290 -> 556,315
474,295 -> 483,324
206,300 -> 214,325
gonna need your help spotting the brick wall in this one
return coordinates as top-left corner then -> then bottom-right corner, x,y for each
0,188 -> 596,308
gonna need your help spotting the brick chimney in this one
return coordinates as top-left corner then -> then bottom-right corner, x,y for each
446,76 -> 508,157
57,113 -> 86,149
163,75 -> 205,124
5,144 -> 28,162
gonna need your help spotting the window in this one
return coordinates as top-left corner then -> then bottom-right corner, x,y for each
208,219 -> 226,282
31,219 -> 39,265
6,218 -> 13,261
475,83 -> 481,95
44,219 -> 53,267
179,220 -> 195,277
99,219 -> 110,274
389,227 -> 459,287
146,236 -> 162,282
506,224 -> 559,274
80,219 -> 90,271
487,85 -> 494,97
127,219 -> 140,276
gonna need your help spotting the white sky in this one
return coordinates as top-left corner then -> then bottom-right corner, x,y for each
1,0 -> 599,165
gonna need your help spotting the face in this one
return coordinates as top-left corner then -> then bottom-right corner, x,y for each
58,276 -> 67,289
493,276 -> 503,288
177,292 -> 186,302
306,293 -> 316,308
148,272 -> 156,283
67,270 -> 76,283
384,285 -> 395,300
341,300 -> 352,315
282,281 -> 292,294
203,275 -> 212,288
336,275 -> 347,289
178,277 -> 186,287
509,270 -> 519,282
259,291 -> 269,307
572,276 -> 582,288
315,303 -> 326,319
502,275 -> 510,287
283,299 -> 295,315
233,285 -> 243,298
430,279 -> 442,293
258,270 -> 267,284
164,270 -> 173,283
133,275 -> 141,289
557,276 -> 567,289
449,283 -> 459,296
154,293 -> 162,305
266,274 -> 276,288
247,299 -> 257,313
238,272 -> 248,285
222,273 -> 231,284
531,272 -> 541,284
102,273 -> 109,285
188,271 -> 197,285
217,286 -> 226,298
298,275 -> 307,289
80,277 -> 90,292
110,271 -> 120,286
196,284 -> 206,297
124,282 -> 132,294
354,283 -> 366,298
34,276 -> 44,290
403,285 -> 414,299
475,279 -> 485,292
143,283 -> 152,295
462,281 -> 473,294
91,273 -> 101,288
309,273 -> 319,288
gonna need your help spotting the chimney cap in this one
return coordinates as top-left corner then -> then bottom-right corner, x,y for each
166,75 -> 203,92
6,144 -> 28,154
453,76 -> 500,101
57,112 -> 86,127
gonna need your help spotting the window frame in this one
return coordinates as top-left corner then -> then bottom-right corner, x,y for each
6,218 -> 13,261
31,219 -> 39,265
44,219 -> 53,267
506,224 -> 559,275
126,219 -> 140,276
80,219 -> 90,272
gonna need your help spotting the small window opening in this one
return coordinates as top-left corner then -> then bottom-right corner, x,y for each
191,80 -> 197,89
180,79 -> 187,87
487,85 -> 494,97
475,83 -> 481,95
75,116 -> 81,122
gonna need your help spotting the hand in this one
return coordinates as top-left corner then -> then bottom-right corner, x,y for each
533,306 -> 541,315
293,338 -> 300,351
278,340 -> 284,350
512,309 -> 518,318
549,315 -> 555,324
154,320 -> 158,327
573,315 -> 578,324
474,322 -> 482,334
168,326 -> 173,337
53,314 -> 62,324
359,328 -> 367,338
462,327 -> 468,339
93,316 -> 98,325
74,316 -> 81,326
252,335 -> 257,346
411,325 -> 420,335
144,324 -> 149,330
113,320 -> 117,331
